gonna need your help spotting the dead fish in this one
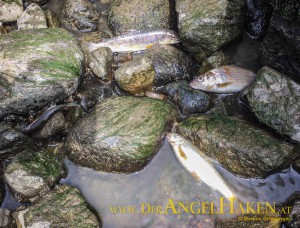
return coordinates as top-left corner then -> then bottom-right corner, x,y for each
190,65 -> 256,93
81,28 -> 180,53
167,133 -> 235,199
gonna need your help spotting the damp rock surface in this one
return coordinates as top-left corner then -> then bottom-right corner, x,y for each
0,0 -> 23,22
88,47 -> 113,80
66,96 -> 178,173
17,3 -> 47,30
246,67 -> 300,143
199,51 -> 231,74
174,115 -> 295,178
0,28 -> 83,119
0,208 -> 15,228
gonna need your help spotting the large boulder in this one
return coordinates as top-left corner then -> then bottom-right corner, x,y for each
109,0 -> 174,34
174,115 -> 295,178
0,28 -> 83,119
245,67 -> 300,142
66,96 -> 178,173
176,0 -> 245,58
0,0 -> 23,22
13,185 -> 100,227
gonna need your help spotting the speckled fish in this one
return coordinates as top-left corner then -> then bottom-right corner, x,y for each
81,28 -> 180,53
189,65 -> 256,93
167,133 -> 235,199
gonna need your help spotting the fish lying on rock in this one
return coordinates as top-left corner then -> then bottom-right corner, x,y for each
81,28 -> 180,53
167,133 -> 235,199
189,65 -> 256,93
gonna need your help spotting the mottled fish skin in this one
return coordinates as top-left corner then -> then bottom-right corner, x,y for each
167,133 -> 235,199
82,28 -> 180,53
189,65 -> 256,93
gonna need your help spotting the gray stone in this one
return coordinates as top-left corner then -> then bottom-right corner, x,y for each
174,115 -> 295,178
45,9 -> 60,28
60,0 -> 100,32
199,51 -> 231,74
66,96 -> 178,173
285,199 -> 300,228
176,0 -> 245,57
13,185 -> 100,227
109,0 -> 173,34
4,148 -> 62,201
0,28 -> 83,119
88,47 -> 113,80
246,67 -> 300,142
17,3 -> 47,30
24,0 -> 49,6
0,0 -> 23,23
114,56 -> 155,95
0,208 -> 16,228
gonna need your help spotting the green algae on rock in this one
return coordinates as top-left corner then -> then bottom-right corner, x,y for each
66,96 -> 178,173
176,0 -> 245,57
0,28 -> 83,119
246,67 -> 300,143
13,185 -> 100,227
4,148 -> 62,201
174,115 -> 295,178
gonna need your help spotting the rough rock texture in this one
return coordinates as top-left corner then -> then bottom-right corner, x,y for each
0,123 -> 32,156
13,185 -> 100,227
109,0 -> 174,34
176,0 -> 245,57
45,9 -> 60,28
88,47 -> 113,80
0,28 -> 83,119
159,81 -> 210,115
17,3 -> 47,30
145,44 -> 196,86
0,208 -> 16,228
60,0 -> 100,32
24,0 -> 48,6
260,1 -> 300,82
246,67 -> 300,142
174,115 -> 295,178
4,148 -> 62,200
115,56 -> 155,95
285,199 -> 300,228
199,51 -> 231,74
66,96 -> 178,173
0,0 -> 23,22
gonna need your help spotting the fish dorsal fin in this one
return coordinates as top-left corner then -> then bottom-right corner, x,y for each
217,82 -> 233,88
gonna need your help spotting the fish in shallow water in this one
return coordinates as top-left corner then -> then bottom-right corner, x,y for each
81,28 -> 180,53
189,65 -> 256,93
167,133 -> 235,199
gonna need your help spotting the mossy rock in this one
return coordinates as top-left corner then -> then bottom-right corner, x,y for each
66,96 -> 178,173
174,115 -> 295,178
0,28 -> 83,119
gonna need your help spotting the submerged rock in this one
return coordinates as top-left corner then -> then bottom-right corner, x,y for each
176,0 -> 245,57
4,148 -> 62,201
66,96 -> 178,173
145,44 -> 196,86
109,0 -> 173,34
115,56 -> 155,95
246,67 -> 300,143
88,47 -> 113,80
0,208 -> 15,228
60,0 -> 100,32
13,185 -> 100,227
159,81 -> 210,115
17,3 -> 47,30
0,124 -> 32,156
174,115 -> 295,178
0,0 -> 23,22
0,28 -> 83,119
199,51 -> 231,74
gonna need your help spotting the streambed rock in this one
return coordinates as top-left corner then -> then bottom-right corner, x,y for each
66,96 -> 178,173
17,3 -> 47,30
0,209 -> 15,228
88,47 -> 113,80
199,51 -> 231,74
0,0 -> 23,22
174,115 -> 295,178
4,148 -> 62,201
176,0 -> 245,59
246,67 -> 300,142
109,0 -> 173,34
13,185 -> 100,227
0,28 -> 83,120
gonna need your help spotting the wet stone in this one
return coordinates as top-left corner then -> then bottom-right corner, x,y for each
88,47 -> 113,80
4,148 -> 62,201
174,115 -> 295,178
285,199 -> 300,228
24,0 -> 49,6
17,3 -> 47,30
13,185 -> 100,227
0,208 -> 16,228
0,0 -> 23,23
45,9 -> 60,28
199,51 -> 231,74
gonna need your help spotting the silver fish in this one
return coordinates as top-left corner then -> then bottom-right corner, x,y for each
167,133 -> 235,199
190,65 -> 256,93
81,28 -> 180,53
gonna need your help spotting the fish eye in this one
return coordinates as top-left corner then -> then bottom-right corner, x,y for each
197,77 -> 204,82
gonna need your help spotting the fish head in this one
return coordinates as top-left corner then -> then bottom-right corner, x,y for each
162,30 -> 180,44
189,72 -> 216,91
166,133 -> 184,145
